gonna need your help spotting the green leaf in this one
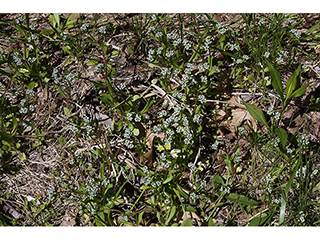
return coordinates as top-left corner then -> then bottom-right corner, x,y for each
87,37 -> 99,47
137,211 -> 144,226
285,64 -> 301,98
63,107 -> 70,117
132,128 -> 139,136
27,81 -> 36,90
267,61 -> 284,101
208,218 -> 216,226
289,82 -> 312,99
249,212 -> 269,226
181,218 -> 193,226
247,74 -> 255,82
274,127 -> 288,148
114,118 -> 123,132
242,102 -> 269,128
57,137 -> 66,145
225,193 -> 259,205
163,171 -> 173,184
87,59 -> 99,66
141,97 -> 154,114
101,93 -> 113,107
165,205 -> 176,225
186,205 -> 197,212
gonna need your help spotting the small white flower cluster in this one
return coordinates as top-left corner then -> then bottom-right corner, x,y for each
173,38 -> 182,47
300,134 -> 309,147
167,32 -> 179,40
101,178 -> 110,188
160,161 -> 170,168
126,35 -> 133,41
164,199 -> 170,204
299,211 -> 305,223
47,188 -> 55,201
220,186 -> 230,194
142,166 -> 152,186
198,94 -> 206,104
123,128 -> 132,138
159,152 -> 166,161
115,82 -> 126,91
311,168 -> 318,177
200,180 -> 207,189
184,62 -> 193,75
70,125 -> 79,133
212,108 -> 220,114
161,68 -> 170,76
90,203 -> 97,215
124,139 -> 134,149
155,31 -> 163,38
197,63 -> 209,72
27,34 -> 36,42
85,179 -> 99,198
182,116 -> 189,126
19,107 -> 28,114
66,72 -> 76,85
152,124 -> 162,132
287,148 -> 293,154
29,105 -> 34,112
188,162 -> 197,171
172,68 -> 180,78
243,55 -> 250,61
26,89 -> 35,97
216,23 -> 228,35
238,127 -> 245,135
52,68 -> 61,84
273,198 -> 283,204
276,50 -> 288,65
272,137 -> 280,148
263,51 -> 270,58
190,192 -> 199,202
296,166 -> 306,179
95,63 -> 104,73
212,141 -> 219,150
170,149 -> 180,158
15,16 -> 24,24
203,38 -> 212,51
147,49 -> 155,62
236,59 -> 243,64
69,158 -> 74,164
20,99 -> 26,106
201,75 -> 208,84
28,57 -> 37,63
267,107 -> 281,120
227,42 -> 239,51
166,50 -> 175,58
13,52 -> 22,66
183,127 -> 193,145
104,124 -> 114,133
172,92 -> 183,101
99,26 -> 106,34
266,176 -> 274,193
80,23 -> 89,31
182,39 -> 192,50
258,18 -> 265,25
157,46 -> 163,55
148,26 -> 155,33
29,22 -> 37,30
0,49 -> 5,59
193,114 -> 201,123
290,29 -> 301,39
151,181 -> 162,188
232,152 -> 242,164
151,14 -> 157,21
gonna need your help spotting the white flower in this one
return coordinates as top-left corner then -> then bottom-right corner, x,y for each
258,18 -> 265,25
99,26 -> 106,34
164,199 -> 170,204
170,149 -> 180,158
236,59 -> 243,64
193,114 -> 201,123
201,75 -> 208,83
80,23 -> 89,31
263,51 -> 270,58
198,95 -> 206,104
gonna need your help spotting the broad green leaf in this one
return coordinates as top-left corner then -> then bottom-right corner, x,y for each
63,107 -> 70,117
87,37 -> 99,47
249,213 -> 269,226
289,82 -> 313,99
247,74 -> 255,82
137,211 -> 144,226
57,137 -> 66,145
27,81 -> 36,90
86,59 -> 99,66
101,93 -> 113,106
163,172 -> 173,184
132,128 -> 139,136
225,193 -> 259,205
212,175 -> 224,185
181,218 -> 192,226
208,218 -> 216,226
267,61 -> 284,101
274,127 -> 288,148
243,102 -> 269,128
165,205 -> 176,225
285,64 -> 301,98
186,205 -> 197,212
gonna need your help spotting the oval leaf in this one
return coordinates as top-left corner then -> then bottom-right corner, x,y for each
242,102 -> 269,128
267,61 -> 284,101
